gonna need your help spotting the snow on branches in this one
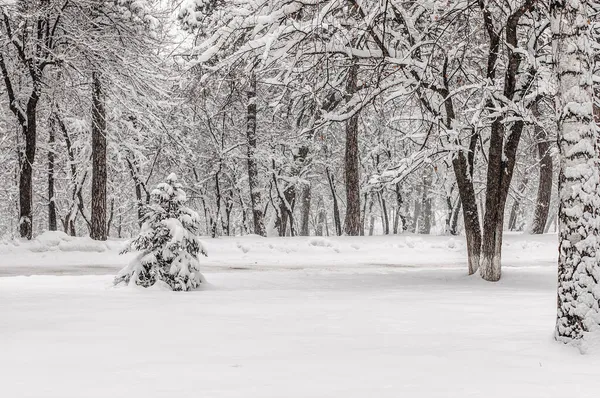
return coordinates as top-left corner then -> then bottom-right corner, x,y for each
553,0 -> 600,344
114,173 -> 207,291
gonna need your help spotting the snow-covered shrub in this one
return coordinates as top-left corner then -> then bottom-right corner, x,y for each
114,173 -> 207,291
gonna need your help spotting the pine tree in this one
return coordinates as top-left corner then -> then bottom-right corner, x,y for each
114,173 -> 207,291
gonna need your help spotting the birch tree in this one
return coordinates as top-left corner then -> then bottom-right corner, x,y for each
553,0 -> 600,342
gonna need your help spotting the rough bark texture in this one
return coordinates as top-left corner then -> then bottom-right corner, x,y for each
553,0 -> 600,342
531,103 -> 553,234
90,72 -> 107,241
343,63 -> 361,236
452,152 -> 481,275
246,73 -> 266,236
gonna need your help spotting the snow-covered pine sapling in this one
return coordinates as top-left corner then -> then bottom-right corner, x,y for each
114,173 -> 207,291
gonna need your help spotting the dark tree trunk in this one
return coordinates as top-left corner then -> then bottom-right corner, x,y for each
299,183 -> 311,236
418,168 -> 432,234
246,73 -> 266,236
379,191 -> 390,235
449,200 -> 461,236
279,185 -> 296,236
326,167 -> 342,236
343,63 -> 361,236
479,7 -> 533,281
90,72 -> 107,241
18,100 -> 38,239
452,152 -> 481,275
393,183 -> 406,234
411,186 -> 422,233
48,117 -> 57,231
531,104 -> 553,234
368,194 -> 375,236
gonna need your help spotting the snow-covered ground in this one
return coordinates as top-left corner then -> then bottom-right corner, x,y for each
2,232 -> 599,397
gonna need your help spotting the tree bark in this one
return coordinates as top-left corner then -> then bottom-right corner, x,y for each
90,72 -> 107,241
246,72 -> 266,236
452,152 -> 481,275
379,191 -> 390,235
418,168 -> 432,234
299,182 -> 311,236
343,63 -> 361,236
326,167 -> 342,236
508,174 -> 529,231
531,103 -> 553,234
553,0 -> 600,341
48,116 -> 57,231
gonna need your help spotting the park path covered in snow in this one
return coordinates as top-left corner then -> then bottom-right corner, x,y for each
2,233 -> 600,397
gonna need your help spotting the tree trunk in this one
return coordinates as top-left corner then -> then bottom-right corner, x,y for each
246,72 -> 266,236
553,0 -> 600,341
508,175 -> 529,231
452,152 -> 481,275
379,191 -> 390,235
531,103 -> 553,234
19,99 -> 38,239
315,199 -> 326,236
90,72 -> 107,241
326,167 -> 342,236
299,183 -> 311,236
449,200 -> 461,236
393,183 -> 406,234
418,168 -> 432,234
343,63 -> 361,236
48,117 -> 57,231
479,8 -> 531,281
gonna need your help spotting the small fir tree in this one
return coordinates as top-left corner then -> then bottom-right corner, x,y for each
114,173 -> 207,291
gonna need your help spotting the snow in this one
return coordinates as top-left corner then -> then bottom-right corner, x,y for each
2,233 -> 600,397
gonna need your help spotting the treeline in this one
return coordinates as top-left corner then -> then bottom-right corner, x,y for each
0,1 -> 585,282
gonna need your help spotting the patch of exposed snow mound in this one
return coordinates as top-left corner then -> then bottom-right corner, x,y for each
35,231 -> 73,246
308,237 -> 333,248
58,237 -> 108,253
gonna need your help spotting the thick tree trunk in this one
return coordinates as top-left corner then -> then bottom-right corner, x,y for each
452,152 -> 481,275
246,73 -> 266,236
90,72 -> 107,241
553,0 -> 600,341
19,100 -> 38,239
479,6 -> 532,281
343,63 -> 361,236
48,117 -> 57,231
531,104 -> 553,234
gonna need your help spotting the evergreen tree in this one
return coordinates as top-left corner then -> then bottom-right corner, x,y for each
114,173 -> 207,291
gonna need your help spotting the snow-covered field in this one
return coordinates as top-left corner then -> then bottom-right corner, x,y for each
2,232 -> 599,397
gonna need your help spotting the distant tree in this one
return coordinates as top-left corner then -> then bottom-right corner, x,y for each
114,174 -> 207,291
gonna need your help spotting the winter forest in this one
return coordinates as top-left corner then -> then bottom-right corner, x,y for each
2,0 -> 600,396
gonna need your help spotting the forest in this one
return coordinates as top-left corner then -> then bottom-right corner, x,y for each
1,0 -> 599,344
